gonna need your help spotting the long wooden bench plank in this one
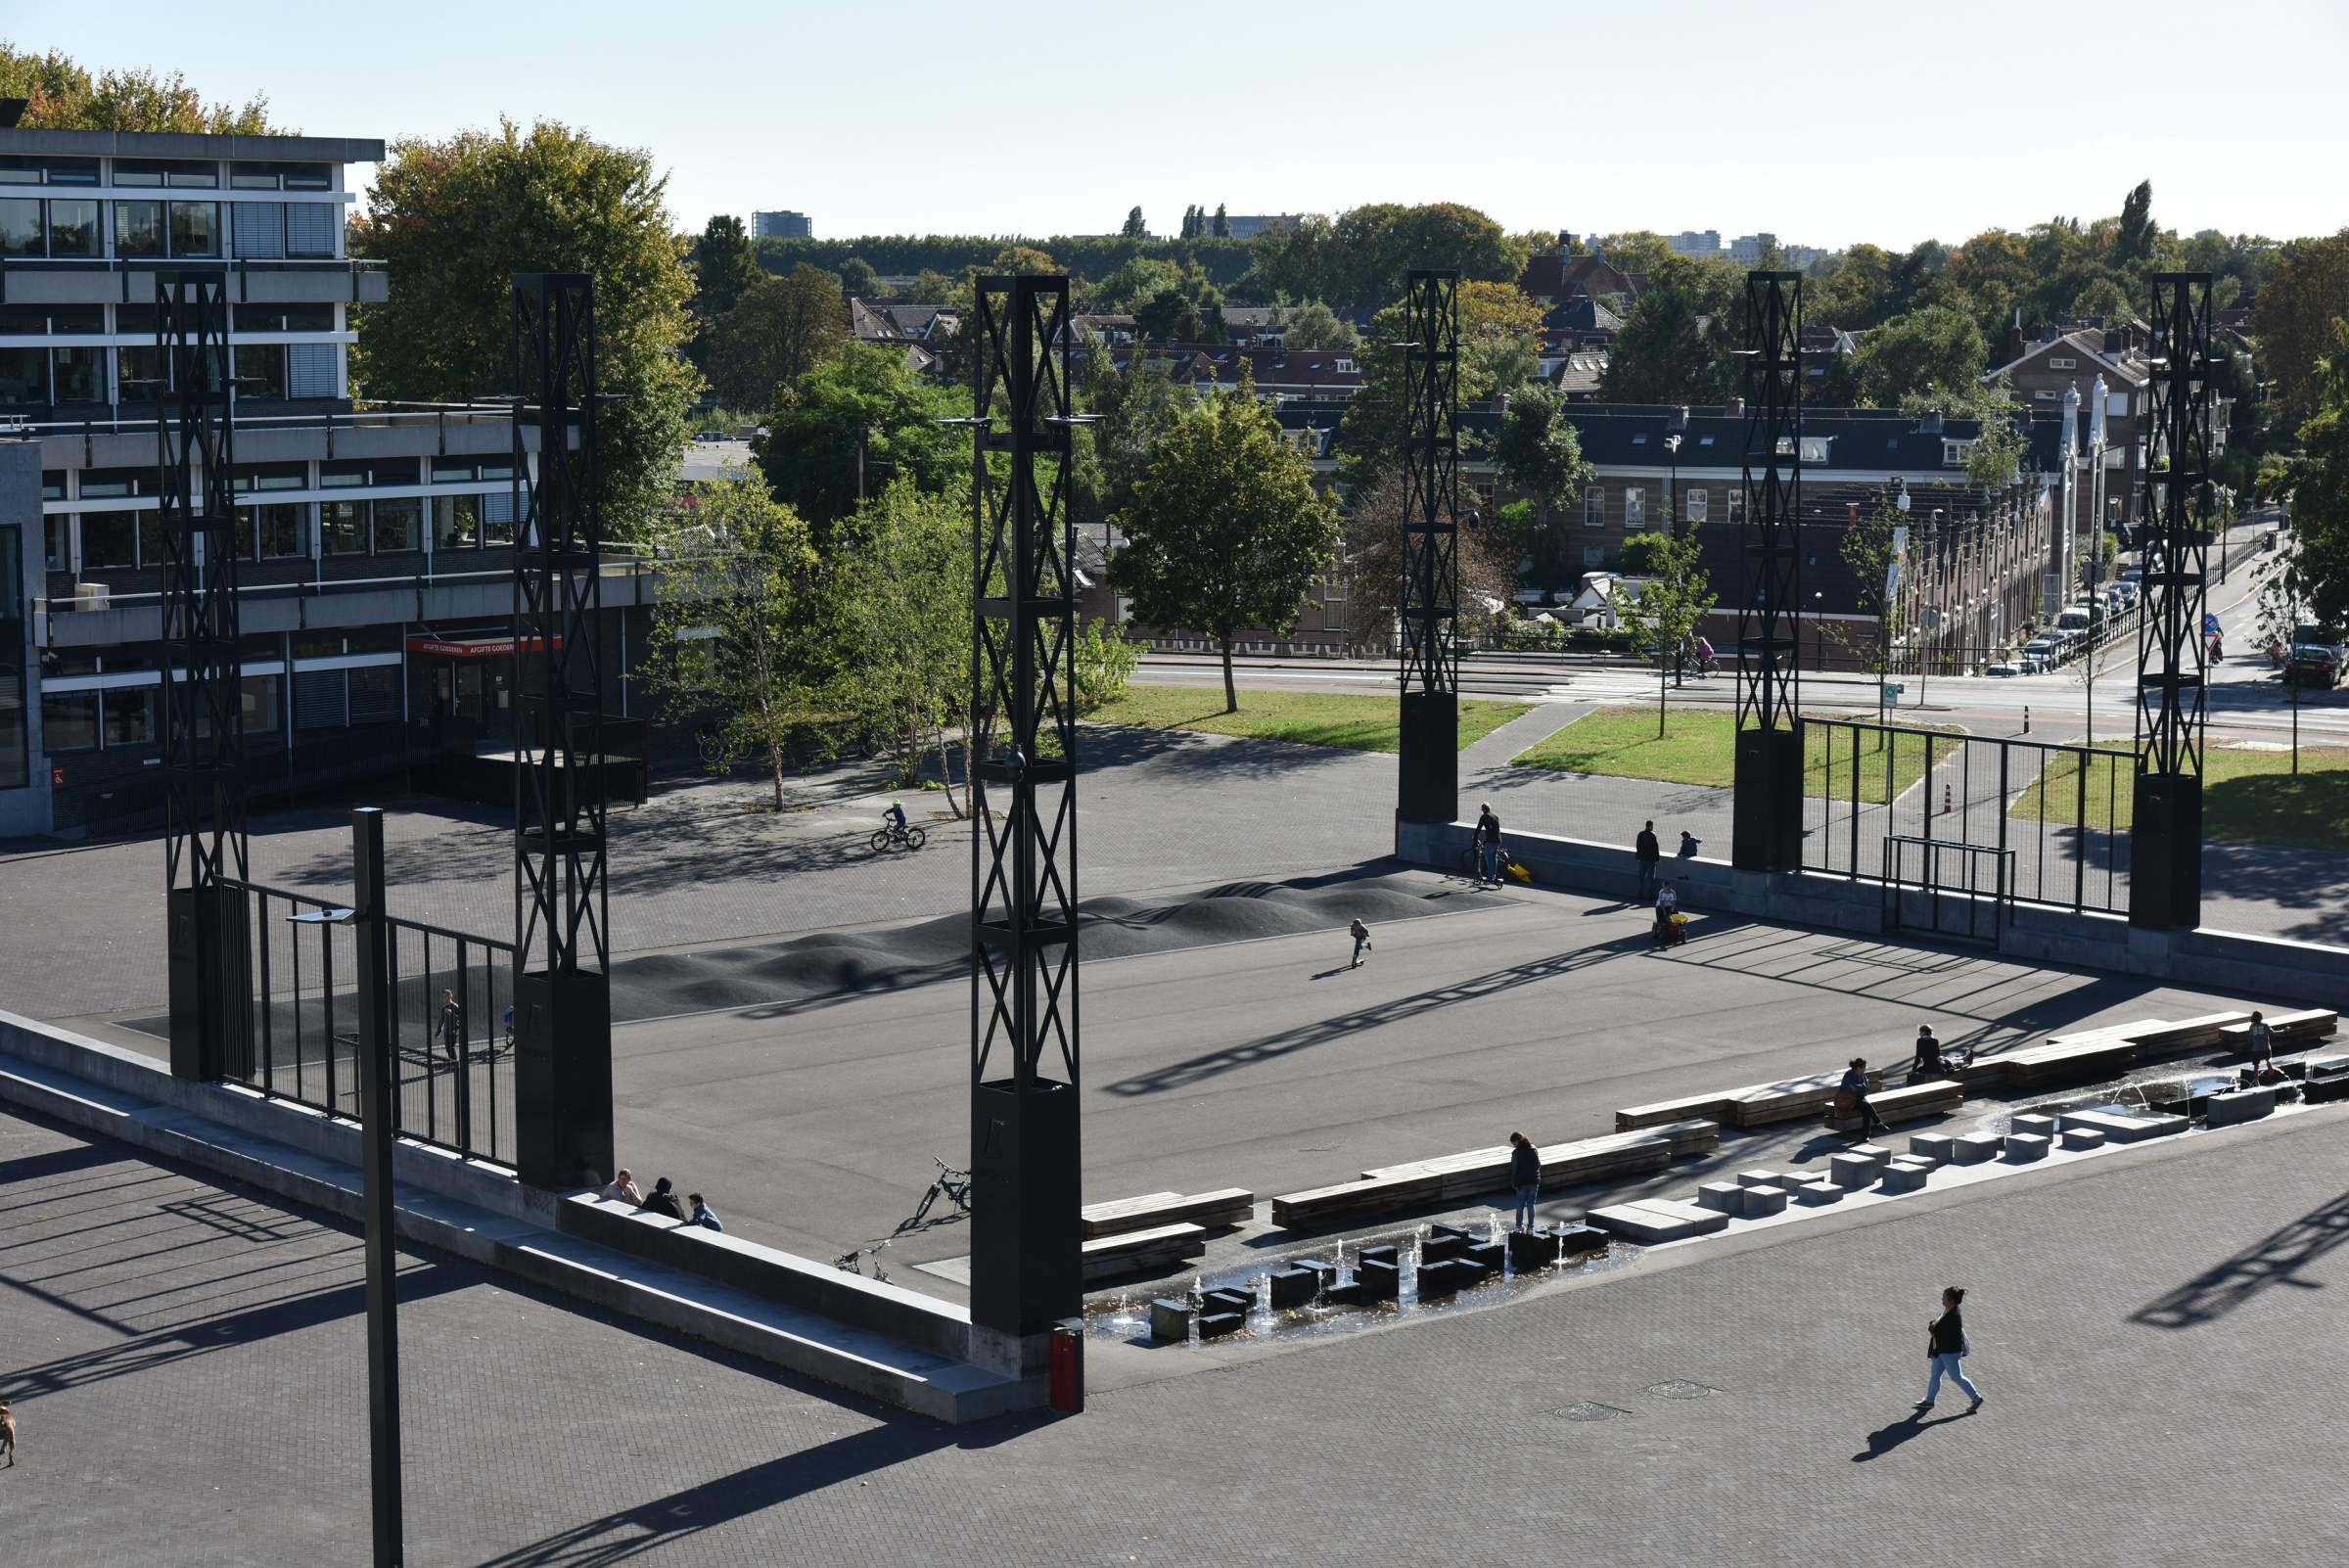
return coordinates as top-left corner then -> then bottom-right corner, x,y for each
1080,1222 -> 1206,1283
1615,1092 -> 1735,1131
1079,1188 -> 1254,1240
1727,1070 -> 1884,1129
1824,1079 -> 1961,1131
1278,1121 -> 1720,1230
2216,1010 -> 2336,1052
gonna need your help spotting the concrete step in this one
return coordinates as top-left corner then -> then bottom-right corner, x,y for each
0,1048 -> 1026,1424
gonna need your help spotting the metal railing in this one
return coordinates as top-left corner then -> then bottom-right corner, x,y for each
1883,835 -> 2016,944
217,876 -> 518,1168
1799,718 -> 2132,915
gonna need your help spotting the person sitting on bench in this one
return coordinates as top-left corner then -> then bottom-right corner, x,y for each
1914,1025 -> 1945,1079
1838,1056 -> 1889,1139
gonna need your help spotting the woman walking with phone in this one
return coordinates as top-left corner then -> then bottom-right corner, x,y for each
1921,1285 -> 1984,1413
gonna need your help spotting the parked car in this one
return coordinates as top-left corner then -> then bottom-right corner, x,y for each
2022,635 -> 2061,670
2055,606 -> 2095,634
1984,661 -> 2026,677
2286,624 -> 2344,688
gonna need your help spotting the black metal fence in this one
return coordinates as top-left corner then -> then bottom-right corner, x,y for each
1797,719 -> 2133,915
216,878 -> 518,1167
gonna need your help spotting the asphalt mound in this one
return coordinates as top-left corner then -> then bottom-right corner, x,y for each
606,871 -> 1497,1022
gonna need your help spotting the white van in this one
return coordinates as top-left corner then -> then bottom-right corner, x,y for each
2055,606 -> 2094,634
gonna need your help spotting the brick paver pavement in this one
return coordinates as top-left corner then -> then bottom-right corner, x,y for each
5,1095 -> 2345,1567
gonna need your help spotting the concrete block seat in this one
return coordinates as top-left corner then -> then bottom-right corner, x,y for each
1586,1199 -> 1730,1244
1695,1181 -> 1745,1214
1267,1267 -> 1320,1310
1081,1188 -> 1255,1239
1909,1132 -> 1960,1162
2204,1086 -> 2276,1128
1950,1132 -> 2004,1165
1149,1298 -> 1193,1344
1792,1180 -> 1845,1206
2060,1126 -> 2107,1151
1737,1184 -> 1789,1217
2003,1131 -> 2052,1162
2053,1108 -> 2188,1144
1080,1222 -> 1207,1284
1878,1160 -> 1933,1194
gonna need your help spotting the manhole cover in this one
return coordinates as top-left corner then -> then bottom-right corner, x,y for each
1643,1379 -> 1721,1401
1549,1401 -> 1635,1422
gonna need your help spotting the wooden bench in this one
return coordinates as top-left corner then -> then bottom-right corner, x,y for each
2217,1009 -> 2337,1055
1615,1091 -> 1735,1131
2119,1010 -> 2253,1055
1972,1034 -> 2141,1092
1617,1073 -> 1880,1133
1823,1079 -> 1962,1132
1080,1222 -> 1206,1283
1272,1120 -> 1721,1230
1080,1188 -> 1255,1240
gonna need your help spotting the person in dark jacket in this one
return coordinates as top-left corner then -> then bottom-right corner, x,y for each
1913,1025 -> 1945,1079
1508,1132 -> 1541,1232
686,1192 -> 723,1231
1474,805 -> 1504,887
1349,918 -> 1373,969
1921,1285 -> 1984,1411
438,990 -> 462,1060
638,1176 -> 687,1221
1839,1057 -> 1889,1139
1635,821 -> 1662,904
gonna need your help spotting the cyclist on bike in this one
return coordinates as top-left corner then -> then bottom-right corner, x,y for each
886,799 -> 908,837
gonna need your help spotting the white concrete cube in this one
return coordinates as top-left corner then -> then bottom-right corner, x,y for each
1792,1181 -> 1845,1206
1695,1181 -> 1744,1214
1851,1142 -> 1891,1172
1737,1184 -> 1789,1218
1828,1152 -> 1879,1188
2059,1126 -> 2107,1151
1951,1133 -> 2004,1165
2205,1087 -> 2276,1128
1909,1132 -> 1959,1163
2010,1113 -> 2059,1139
1879,1161 -> 1932,1193
2004,1131 -> 2052,1162
1734,1170 -> 1785,1188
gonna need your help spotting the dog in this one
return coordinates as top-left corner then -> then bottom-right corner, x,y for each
1,1399 -> 16,1466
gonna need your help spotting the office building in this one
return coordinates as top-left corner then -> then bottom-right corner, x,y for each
1,123 -> 659,838
752,209 -> 811,240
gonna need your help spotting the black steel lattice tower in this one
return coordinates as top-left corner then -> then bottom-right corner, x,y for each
509,273 -> 615,1189
967,275 -> 1085,1366
2130,273 -> 2214,930
156,271 -> 253,1082
1731,271 -> 1806,872
1397,269 -> 1461,826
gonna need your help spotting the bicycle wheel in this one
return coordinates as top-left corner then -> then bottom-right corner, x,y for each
904,826 -> 927,851
869,828 -> 893,853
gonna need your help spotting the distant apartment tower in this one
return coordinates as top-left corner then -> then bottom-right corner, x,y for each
753,209 -> 811,240
1668,229 -> 1723,256
1729,232 -> 1777,265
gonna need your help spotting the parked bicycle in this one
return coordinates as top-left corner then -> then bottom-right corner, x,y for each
870,816 -> 928,853
901,1156 -> 973,1229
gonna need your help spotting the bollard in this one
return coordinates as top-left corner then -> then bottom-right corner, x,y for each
1048,1320 -> 1084,1413
2023,705 -> 2031,734
1941,783 -> 1952,815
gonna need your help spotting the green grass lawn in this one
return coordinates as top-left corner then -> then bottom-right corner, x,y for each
1085,687 -> 1532,754
1510,707 -> 1954,802
2013,741 -> 2349,850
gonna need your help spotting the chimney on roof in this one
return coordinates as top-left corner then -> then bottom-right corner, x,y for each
2102,328 -> 2122,355
1920,408 -> 1945,436
1558,230 -> 1574,261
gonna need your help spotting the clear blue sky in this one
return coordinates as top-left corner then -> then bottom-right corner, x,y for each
12,0 -> 2344,249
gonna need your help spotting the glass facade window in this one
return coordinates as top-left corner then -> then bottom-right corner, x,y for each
373,496 -> 421,554
138,513 -> 172,569
41,691 -> 99,753
116,344 -> 166,399
0,526 -> 23,789
79,468 -> 147,499
52,346 -> 103,403
234,463 -> 307,492
0,199 -> 38,255
0,347 -> 42,403
242,674 -> 281,734
80,516 -> 135,568
167,164 -> 220,189
237,343 -> 288,400
321,499 -> 368,554
0,306 -> 42,335
431,459 -> 480,484
168,202 -> 219,256
47,199 -> 102,256
44,514 -> 70,573
249,503 -> 308,560
111,162 -> 165,187
115,201 -> 165,256
103,688 -> 157,748
435,494 -> 481,549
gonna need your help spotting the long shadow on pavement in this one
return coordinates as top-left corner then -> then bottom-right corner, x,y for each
1854,1406 -> 1974,1461
2129,1186 -> 2349,1329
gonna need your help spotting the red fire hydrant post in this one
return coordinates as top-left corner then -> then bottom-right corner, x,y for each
1048,1319 -> 1084,1414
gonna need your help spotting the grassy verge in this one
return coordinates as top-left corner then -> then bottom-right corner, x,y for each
2014,741 -> 2349,850
1510,707 -> 1954,801
1085,687 -> 1532,754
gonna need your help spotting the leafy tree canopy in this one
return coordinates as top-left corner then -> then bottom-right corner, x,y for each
0,42 -> 278,132
754,342 -> 968,536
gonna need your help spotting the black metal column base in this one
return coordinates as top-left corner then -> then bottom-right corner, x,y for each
1397,690 -> 1459,825
970,1078 -> 1081,1345
166,885 -> 212,1082
1731,726 -> 1803,872
514,967 -> 615,1190
2128,774 -> 2202,931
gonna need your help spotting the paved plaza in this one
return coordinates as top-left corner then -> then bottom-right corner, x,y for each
4,1095 -> 2345,1567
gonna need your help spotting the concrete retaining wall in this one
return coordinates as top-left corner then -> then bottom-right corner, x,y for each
0,1008 -> 971,1362
1399,820 -> 2349,1003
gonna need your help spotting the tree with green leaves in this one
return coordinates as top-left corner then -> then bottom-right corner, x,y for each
755,342 -> 967,536
637,471 -> 827,809
825,483 -> 980,813
2115,179 -> 2157,265
903,268 -> 960,306
1135,289 -> 1204,344
690,215 -> 760,326
1339,280 -> 1546,490
1076,344 -> 1194,524
1075,619 -> 1142,713
1337,472 -> 1521,657
1212,204 -> 1230,240
1597,256 -> 1741,404
1850,305 -> 1989,407
1613,503 -> 1717,735
1246,204 -> 1525,312
1493,385 -> 1595,591
0,43 -> 277,132
1122,206 -> 1148,238
2254,231 -> 2349,422
1835,493 -> 1906,709
2266,320 -> 2349,632
1271,300 -> 1358,351
1898,378 -> 2026,490
707,263 -> 849,409
352,119 -> 699,540
837,256 -> 880,298
2068,276 -> 2133,325
1113,370 -> 1342,710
